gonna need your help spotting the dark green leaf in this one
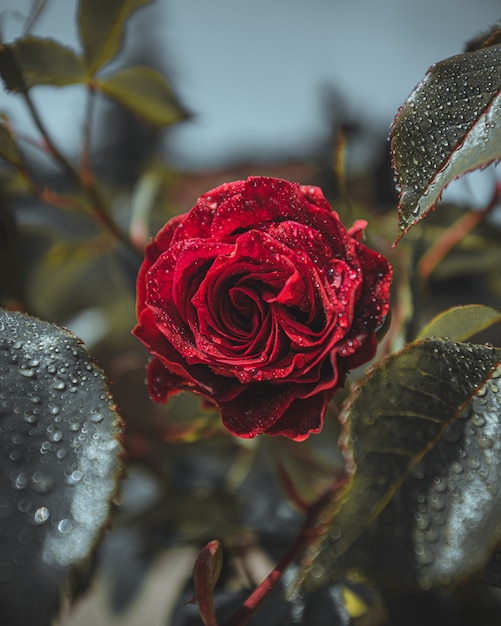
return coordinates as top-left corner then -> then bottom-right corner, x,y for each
0,37 -> 85,92
97,66 -> 186,126
478,548 -> 501,587
301,339 -> 501,591
0,309 -> 122,626
78,0 -> 153,74
416,304 -> 501,342
0,120 -> 22,166
390,45 -> 501,242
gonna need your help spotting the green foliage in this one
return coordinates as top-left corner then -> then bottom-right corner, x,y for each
0,37 -> 86,92
415,304 -> 501,342
303,339 -> 501,590
0,309 -> 122,626
97,66 -> 187,126
78,0 -> 154,75
391,42 -> 501,241
0,119 -> 23,166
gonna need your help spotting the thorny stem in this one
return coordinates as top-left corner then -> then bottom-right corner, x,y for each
221,474 -> 349,626
418,180 -> 501,281
21,89 -> 141,254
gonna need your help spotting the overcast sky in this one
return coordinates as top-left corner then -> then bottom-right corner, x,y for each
0,0 -> 500,201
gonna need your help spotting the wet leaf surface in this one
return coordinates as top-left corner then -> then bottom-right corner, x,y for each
0,309 -> 122,626
391,45 -> 501,241
302,339 -> 501,590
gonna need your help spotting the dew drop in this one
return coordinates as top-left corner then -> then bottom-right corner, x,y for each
33,506 -> 50,524
57,518 -> 74,534
48,429 -> 63,443
17,367 -> 35,378
13,472 -> 28,490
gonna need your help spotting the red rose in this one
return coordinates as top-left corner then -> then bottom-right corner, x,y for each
133,176 -> 391,440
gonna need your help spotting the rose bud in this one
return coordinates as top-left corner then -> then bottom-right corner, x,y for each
133,176 -> 392,440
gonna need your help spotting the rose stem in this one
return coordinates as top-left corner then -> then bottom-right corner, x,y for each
418,180 -> 501,281
222,474 -> 349,626
21,89 -> 141,254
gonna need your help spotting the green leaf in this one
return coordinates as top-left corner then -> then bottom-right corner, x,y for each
0,309 -> 122,626
0,37 -> 85,92
78,0 -> 153,74
97,66 -> 186,126
0,120 -> 23,166
416,304 -> 501,342
301,339 -> 501,591
390,44 -> 501,242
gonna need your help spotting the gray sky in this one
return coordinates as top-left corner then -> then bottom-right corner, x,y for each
0,0 -> 500,199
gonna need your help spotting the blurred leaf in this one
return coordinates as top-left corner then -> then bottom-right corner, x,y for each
192,540 -> 222,626
302,338 -> 501,591
416,304 -> 501,342
78,0 -> 153,74
0,120 -> 23,166
270,437 -> 341,510
478,548 -> 501,587
0,309 -> 123,626
97,66 -> 186,126
391,45 -> 501,241
0,37 -> 85,92
466,21 -> 501,51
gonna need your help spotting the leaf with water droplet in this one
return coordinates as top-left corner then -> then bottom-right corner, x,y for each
0,309 -> 122,626
415,304 -> 501,342
391,44 -> 501,242
300,338 -> 501,591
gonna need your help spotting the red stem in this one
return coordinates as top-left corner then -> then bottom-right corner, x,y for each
418,180 -> 501,281
221,474 -> 348,626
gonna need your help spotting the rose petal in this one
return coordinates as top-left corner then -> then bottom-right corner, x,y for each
133,176 -> 393,440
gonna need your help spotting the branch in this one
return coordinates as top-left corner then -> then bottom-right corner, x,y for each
21,89 -> 141,254
222,474 -> 349,626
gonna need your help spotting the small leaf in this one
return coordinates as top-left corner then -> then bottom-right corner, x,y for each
0,309 -> 122,626
192,540 -> 223,626
78,0 -> 153,74
391,44 -> 501,242
416,304 -> 501,342
97,66 -> 186,126
0,120 -> 23,166
0,37 -> 85,92
302,339 -> 501,591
